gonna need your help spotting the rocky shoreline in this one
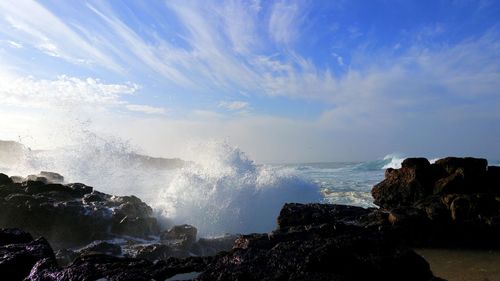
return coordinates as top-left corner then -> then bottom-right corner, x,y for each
1,157 -> 499,280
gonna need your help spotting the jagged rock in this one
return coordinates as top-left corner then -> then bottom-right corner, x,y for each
199,218 -> 439,281
0,229 -> 55,281
0,173 -> 160,248
371,157 -> 500,247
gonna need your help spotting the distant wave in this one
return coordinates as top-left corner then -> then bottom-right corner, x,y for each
350,154 -> 405,171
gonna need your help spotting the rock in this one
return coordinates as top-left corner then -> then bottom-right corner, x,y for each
435,157 -> 487,177
372,157 -> 500,248
55,248 -> 78,266
133,244 -> 172,261
198,218 -> 438,281
78,241 -> 122,256
0,234 -> 55,281
372,158 -> 437,209
0,172 -> 160,248
0,173 -> 13,185
27,254 -> 211,281
190,234 -> 238,256
277,203 -> 372,229
39,171 -> 64,183
0,228 -> 33,246
111,216 -> 160,238
160,224 -> 197,251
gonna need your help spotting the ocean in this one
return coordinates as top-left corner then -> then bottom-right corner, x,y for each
1,139 -> 497,237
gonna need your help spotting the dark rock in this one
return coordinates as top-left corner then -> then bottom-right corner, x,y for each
372,157 -> 500,248
55,248 -> 77,266
27,254 -> 211,281
78,241 -> 122,256
372,162 -> 433,209
0,235 -> 55,281
39,171 -> 64,183
487,166 -> 500,194
277,203 -> 372,229
190,234 -> 238,256
435,157 -> 487,177
0,172 -> 160,248
401,157 -> 431,169
134,244 -> 172,261
0,228 -> 33,246
160,224 -> 197,251
198,220 -> 437,281
111,216 -> 160,238
0,173 -> 13,185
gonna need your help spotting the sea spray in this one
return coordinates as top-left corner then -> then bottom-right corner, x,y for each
155,141 -> 323,236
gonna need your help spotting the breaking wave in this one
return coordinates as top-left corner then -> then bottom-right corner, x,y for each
155,141 -> 322,236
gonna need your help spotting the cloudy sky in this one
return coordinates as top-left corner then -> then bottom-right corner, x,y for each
0,0 -> 499,162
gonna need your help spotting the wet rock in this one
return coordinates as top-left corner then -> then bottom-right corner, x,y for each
0,231 -> 55,281
190,234 -> 238,256
79,241 -> 122,256
134,244 -> 172,261
27,254 -> 211,281
160,224 -> 197,251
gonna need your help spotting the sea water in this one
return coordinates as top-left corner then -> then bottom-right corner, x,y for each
1,139 -> 497,237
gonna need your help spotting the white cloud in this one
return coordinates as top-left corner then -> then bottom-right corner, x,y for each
0,72 -> 138,109
218,101 -> 250,111
125,104 -> 166,115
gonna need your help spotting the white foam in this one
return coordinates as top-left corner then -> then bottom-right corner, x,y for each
381,154 -> 405,169
155,141 -> 322,236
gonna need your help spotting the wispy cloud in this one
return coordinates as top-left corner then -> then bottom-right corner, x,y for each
268,1 -> 301,44
218,101 -> 250,111
0,0 -> 121,71
125,104 -> 166,115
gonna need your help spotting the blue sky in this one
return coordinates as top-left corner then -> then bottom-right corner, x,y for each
0,0 -> 499,162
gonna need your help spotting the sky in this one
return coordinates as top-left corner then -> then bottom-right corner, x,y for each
0,0 -> 499,163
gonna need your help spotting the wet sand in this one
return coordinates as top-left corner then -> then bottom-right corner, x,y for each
416,249 -> 500,281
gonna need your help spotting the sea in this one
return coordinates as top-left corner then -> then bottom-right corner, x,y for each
1,139 -> 498,237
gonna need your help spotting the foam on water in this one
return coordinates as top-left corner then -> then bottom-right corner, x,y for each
155,141 -> 322,236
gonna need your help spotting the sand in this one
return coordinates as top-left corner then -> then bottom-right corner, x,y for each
416,248 -> 500,281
